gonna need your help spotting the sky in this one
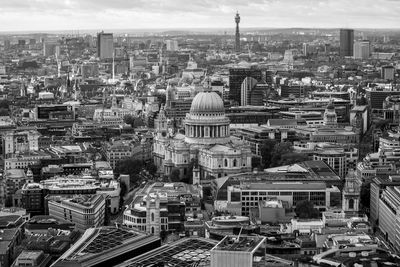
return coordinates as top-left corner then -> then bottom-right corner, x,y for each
0,0 -> 399,32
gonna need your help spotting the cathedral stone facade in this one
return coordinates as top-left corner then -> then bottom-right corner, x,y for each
153,91 -> 252,183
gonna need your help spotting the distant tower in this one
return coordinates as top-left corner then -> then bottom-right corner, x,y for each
235,12 -> 241,52
340,29 -> 354,57
342,169 -> 360,214
97,31 -> 114,59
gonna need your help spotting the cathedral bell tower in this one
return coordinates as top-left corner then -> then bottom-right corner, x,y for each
155,104 -> 168,138
342,169 -> 360,214
146,194 -> 161,236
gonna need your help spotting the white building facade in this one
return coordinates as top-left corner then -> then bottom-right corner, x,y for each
153,91 -> 252,183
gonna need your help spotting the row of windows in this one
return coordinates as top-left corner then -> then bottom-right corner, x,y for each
242,191 -> 315,196
124,215 -> 146,224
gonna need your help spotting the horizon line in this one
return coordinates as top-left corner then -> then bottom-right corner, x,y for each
1,26 -> 400,35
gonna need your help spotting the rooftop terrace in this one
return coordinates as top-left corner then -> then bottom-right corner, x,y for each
214,235 -> 266,253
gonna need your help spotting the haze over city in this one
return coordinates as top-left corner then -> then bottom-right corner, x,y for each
0,0 -> 400,32
1,0 -> 400,267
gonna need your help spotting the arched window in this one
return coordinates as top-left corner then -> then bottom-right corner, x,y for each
349,199 -> 354,210
224,159 -> 228,167
151,213 -> 154,222
233,159 -> 237,167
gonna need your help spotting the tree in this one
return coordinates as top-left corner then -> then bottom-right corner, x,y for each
0,100 -> 10,110
133,117 -> 145,128
144,162 -> 157,176
0,108 -> 9,116
259,139 -> 278,168
295,200 -> 319,219
375,119 -> 391,132
278,152 -> 309,166
181,158 -> 197,184
120,181 -> 128,197
169,168 -> 181,182
203,187 -> 212,198
270,142 -> 293,167
115,158 -> 144,186
123,114 -> 136,128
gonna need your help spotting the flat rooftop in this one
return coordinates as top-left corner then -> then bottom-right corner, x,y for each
132,182 -> 201,205
215,161 -> 341,201
16,250 -> 43,260
317,248 -> 400,267
213,235 -> 266,253
115,238 -> 218,267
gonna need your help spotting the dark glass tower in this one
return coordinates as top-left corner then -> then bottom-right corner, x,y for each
235,12 -> 241,52
340,29 -> 354,57
229,68 -> 262,105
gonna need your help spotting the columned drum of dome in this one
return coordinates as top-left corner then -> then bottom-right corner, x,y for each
185,92 -> 230,145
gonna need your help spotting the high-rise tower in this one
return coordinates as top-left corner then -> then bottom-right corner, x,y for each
235,12 -> 241,52
97,31 -> 114,59
340,29 -> 354,57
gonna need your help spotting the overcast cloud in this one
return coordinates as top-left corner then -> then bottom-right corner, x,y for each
0,0 -> 398,31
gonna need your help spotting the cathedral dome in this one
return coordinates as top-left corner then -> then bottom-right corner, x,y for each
190,91 -> 224,115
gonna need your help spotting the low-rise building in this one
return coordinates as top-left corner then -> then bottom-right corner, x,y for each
0,226 -> 23,267
123,182 -> 202,235
370,175 -> 400,226
22,175 -> 120,216
4,151 -> 52,170
4,169 -> 31,205
210,235 -> 266,267
285,218 -> 324,234
11,251 -> 52,267
214,161 -> 342,216
378,185 -> 400,252
47,194 -> 106,232
205,215 -> 251,237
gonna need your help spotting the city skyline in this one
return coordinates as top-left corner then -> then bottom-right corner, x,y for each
0,0 -> 399,32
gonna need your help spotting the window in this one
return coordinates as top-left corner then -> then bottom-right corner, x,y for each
233,159 -> 237,167
224,159 -> 228,167
349,199 -> 354,210
151,213 -> 154,222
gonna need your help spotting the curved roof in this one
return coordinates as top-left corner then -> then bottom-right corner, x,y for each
190,91 -> 224,114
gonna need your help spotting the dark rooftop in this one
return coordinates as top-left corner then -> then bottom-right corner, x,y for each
115,238 -> 218,267
53,226 -> 160,267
